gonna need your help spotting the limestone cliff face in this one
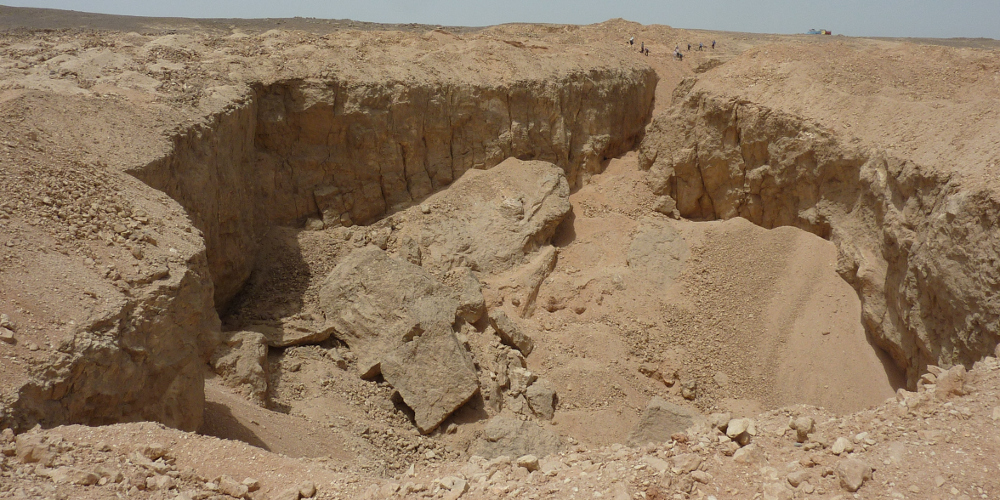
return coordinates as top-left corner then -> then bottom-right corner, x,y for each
11,254 -> 218,431
639,91 -> 1000,386
133,68 -> 657,310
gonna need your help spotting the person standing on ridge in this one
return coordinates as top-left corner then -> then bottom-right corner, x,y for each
712,40 -> 716,49
629,36 -> 634,46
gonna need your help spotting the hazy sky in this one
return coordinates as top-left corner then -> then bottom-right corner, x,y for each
5,1 -> 999,39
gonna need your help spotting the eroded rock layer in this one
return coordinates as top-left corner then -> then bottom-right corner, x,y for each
133,70 -> 656,309
639,90 -> 1000,385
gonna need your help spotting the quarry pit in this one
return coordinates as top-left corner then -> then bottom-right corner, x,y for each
1,9 -> 999,499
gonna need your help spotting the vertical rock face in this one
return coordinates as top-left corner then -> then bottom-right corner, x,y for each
639,91 -> 1000,385
132,69 -> 656,310
7,241 -> 219,432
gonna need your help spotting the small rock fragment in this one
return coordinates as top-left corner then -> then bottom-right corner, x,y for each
786,470 -> 810,487
690,470 -> 712,484
792,417 -> 814,443
299,480 -> 317,498
273,486 -> 302,500
835,458 -> 872,492
525,379 -> 557,420
489,310 -> 534,355
516,454 -> 539,472
732,443 -> 764,464
670,453 -> 702,474
831,437 -> 854,455
218,475 -> 248,498
680,379 -> 697,400
709,412 -> 731,432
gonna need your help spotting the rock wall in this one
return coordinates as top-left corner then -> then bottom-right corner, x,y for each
132,68 -> 657,310
639,90 -> 1000,386
10,254 -> 218,431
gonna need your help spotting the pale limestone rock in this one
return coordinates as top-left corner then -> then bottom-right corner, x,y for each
835,458 -> 872,492
732,443 -> 764,464
935,365 -> 967,398
831,437 -> 854,455
516,455 -> 539,472
489,310 -> 534,355
299,480 -> 317,498
709,412 -> 731,432
792,416 -> 814,443
381,330 -> 479,434
211,331 -> 268,405
525,379 -> 557,420
670,453 -> 702,474
690,470 -> 712,484
786,470 -> 810,487
318,245 -> 462,379
726,418 -> 750,438
470,416 -> 563,459
641,455 -> 670,474
628,397 -> 704,446
393,159 -> 571,278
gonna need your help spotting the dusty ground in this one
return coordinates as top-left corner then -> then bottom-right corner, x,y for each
1,5 -> 999,500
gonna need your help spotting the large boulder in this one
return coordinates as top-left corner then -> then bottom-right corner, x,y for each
318,245 -> 462,378
318,245 -> 481,432
381,330 -> 480,434
392,158 -> 571,275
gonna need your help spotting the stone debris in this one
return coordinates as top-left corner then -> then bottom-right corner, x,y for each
319,245 -> 461,378
791,416 -> 814,443
680,379 -> 697,400
835,458 -> 872,492
516,454 -> 540,472
725,417 -> 754,446
525,378 -> 558,419
244,318 -> 333,348
380,329 -> 479,434
628,397 -> 703,446
0,326 -> 14,344
211,331 -> 269,405
469,416 -> 564,459
391,158 -> 571,277
488,309 -> 534,355
831,436 -> 854,455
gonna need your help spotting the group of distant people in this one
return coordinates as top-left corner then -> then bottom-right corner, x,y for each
629,36 -> 717,59
628,36 -> 650,56
673,39 -> 716,60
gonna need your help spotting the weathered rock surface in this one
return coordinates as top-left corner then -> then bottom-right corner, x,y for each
470,416 -> 564,459
211,331 -> 269,405
628,397 -> 704,446
835,458 -> 872,492
380,329 -> 480,434
392,158 -> 571,277
525,379 -> 558,420
488,310 -> 535,356
242,318 -> 334,348
4,241 -> 219,432
136,69 -> 654,311
639,91 -> 1000,385
318,245 -> 461,378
